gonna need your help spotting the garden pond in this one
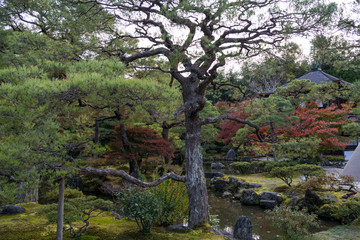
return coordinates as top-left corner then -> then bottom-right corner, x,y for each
204,162 -> 342,239
208,191 -> 338,240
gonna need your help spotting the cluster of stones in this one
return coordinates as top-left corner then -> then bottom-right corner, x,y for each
0,205 -> 25,215
210,177 -> 283,209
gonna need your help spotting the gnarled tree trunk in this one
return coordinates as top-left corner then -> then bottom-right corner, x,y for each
183,85 -> 209,228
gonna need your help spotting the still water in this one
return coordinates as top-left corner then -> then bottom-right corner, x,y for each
208,191 -> 338,239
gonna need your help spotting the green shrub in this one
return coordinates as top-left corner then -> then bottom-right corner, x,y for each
293,164 -> 324,181
299,173 -> 344,192
152,180 -> 188,226
250,161 -> 267,173
264,160 -> 297,172
270,167 -> 296,187
46,188 -> 84,203
318,197 -> 360,224
116,188 -> 162,235
333,198 -> 360,224
324,156 -> 345,162
230,162 -> 251,174
209,215 -> 220,230
266,205 -> 319,240
43,196 -> 113,237
317,204 -> 336,219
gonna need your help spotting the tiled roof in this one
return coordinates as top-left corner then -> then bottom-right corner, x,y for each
259,68 -> 351,95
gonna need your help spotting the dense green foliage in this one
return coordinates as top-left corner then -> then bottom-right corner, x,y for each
318,196 -> 360,224
152,180 -> 188,226
266,205 -> 319,240
293,164 -> 324,181
270,167 -> 296,187
115,179 -> 188,234
116,188 -> 162,235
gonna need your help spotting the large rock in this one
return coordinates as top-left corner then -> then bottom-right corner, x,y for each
248,183 -> 262,189
226,149 -> 237,161
213,179 -> 228,192
233,216 -> 253,240
228,176 -> 239,184
259,191 -> 283,204
205,172 -> 224,178
238,182 -> 249,189
259,200 -> 277,209
240,190 -> 259,205
211,162 -> 225,169
222,191 -> 233,198
301,189 -> 323,212
0,205 -> 26,215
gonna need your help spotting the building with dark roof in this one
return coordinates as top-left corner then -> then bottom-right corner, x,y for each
259,68 -> 351,97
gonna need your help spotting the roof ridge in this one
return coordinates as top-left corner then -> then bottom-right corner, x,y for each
318,70 -> 340,81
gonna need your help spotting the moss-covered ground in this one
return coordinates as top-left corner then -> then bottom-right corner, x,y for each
224,173 -> 302,194
0,202 -> 225,240
312,219 -> 360,240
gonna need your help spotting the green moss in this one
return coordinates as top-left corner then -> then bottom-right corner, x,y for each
312,225 -> 360,240
0,203 -> 225,240
224,173 -> 302,193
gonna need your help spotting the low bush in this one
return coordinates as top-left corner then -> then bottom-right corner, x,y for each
270,166 -> 296,187
230,162 -> 251,174
152,180 -> 188,226
264,160 -> 298,172
116,188 -> 162,235
324,156 -> 346,162
293,164 -> 324,181
318,197 -> 360,224
209,215 -> 220,230
299,172 -> 346,192
250,161 -> 268,173
43,196 -> 113,237
266,205 -> 319,240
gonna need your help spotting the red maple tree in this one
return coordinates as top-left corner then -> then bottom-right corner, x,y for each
108,125 -> 175,175
216,101 -> 250,144
217,100 -> 353,154
283,102 -> 352,149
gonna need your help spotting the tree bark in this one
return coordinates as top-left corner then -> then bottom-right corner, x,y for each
161,124 -> 170,164
81,167 -> 185,187
183,84 -> 209,228
119,123 -> 140,178
161,123 -> 170,141
56,176 -> 65,240
94,120 -> 100,144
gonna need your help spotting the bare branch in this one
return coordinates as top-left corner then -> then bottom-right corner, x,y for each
211,82 -> 247,99
200,115 -> 263,142
81,167 -> 185,187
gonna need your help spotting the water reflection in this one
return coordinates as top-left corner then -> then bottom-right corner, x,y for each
208,191 -> 337,240
208,191 -> 280,240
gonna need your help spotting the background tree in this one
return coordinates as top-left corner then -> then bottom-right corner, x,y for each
240,43 -> 310,93
311,34 -> 360,83
108,125 -> 175,178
